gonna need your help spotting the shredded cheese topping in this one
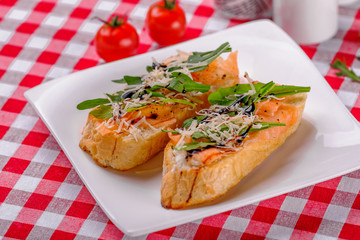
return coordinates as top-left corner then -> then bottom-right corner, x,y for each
174,105 -> 258,150
173,74 -> 259,150
100,53 -> 204,141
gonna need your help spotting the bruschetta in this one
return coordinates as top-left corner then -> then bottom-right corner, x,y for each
161,76 -> 310,208
78,42 -> 239,170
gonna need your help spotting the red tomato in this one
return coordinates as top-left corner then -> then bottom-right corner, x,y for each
95,15 -> 139,62
146,0 -> 186,46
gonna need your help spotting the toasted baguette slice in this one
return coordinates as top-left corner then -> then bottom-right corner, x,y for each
79,52 -> 239,171
80,101 -> 207,170
161,93 -> 307,209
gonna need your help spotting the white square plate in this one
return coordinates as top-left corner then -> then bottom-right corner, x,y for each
25,20 -> 360,236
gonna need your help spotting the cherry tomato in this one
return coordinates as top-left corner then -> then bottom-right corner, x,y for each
95,15 -> 139,62
146,0 -> 186,46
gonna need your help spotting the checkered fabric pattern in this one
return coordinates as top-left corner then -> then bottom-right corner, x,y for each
1,0 -> 360,239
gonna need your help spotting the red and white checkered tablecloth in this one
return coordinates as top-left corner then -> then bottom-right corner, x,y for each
1,0 -> 360,239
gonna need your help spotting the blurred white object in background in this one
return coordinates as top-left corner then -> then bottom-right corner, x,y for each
214,0 -> 272,19
273,0 -> 338,45
338,0 -> 358,5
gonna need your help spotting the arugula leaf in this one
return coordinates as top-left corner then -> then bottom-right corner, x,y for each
77,98 -> 110,110
330,59 -> 360,82
167,78 -> 184,92
106,91 -> 124,103
171,72 -> 210,93
251,81 -> 276,103
182,116 -> 206,128
159,98 -> 196,106
126,105 -> 148,112
250,122 -> 286,132
89,105 -> 113,119
161,129 -> 179,134
186,42 -> 232,72
145,90 -> 165,98
124,75 -> 142,85
146,66 -> 153,72
175,141 -> 217,151
111,79 -> 126,83
191,131 -> 209,140
167,66 -> 182,72
150,85 -> 165,91
208,83 -> 311,105
112,75 -> 142,85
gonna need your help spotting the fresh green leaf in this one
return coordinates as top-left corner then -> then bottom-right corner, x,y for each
252,81 -> 276,103
191,131 -> 209,140
146,66 -> 153,72
175,141 -> 217,151
111,75 -> 142,85
186,42 -> 232,72
208,83 -> 311,105
159,98 -> 196,106
330,59 -> 360,82
145,90 -> 165,98
123,75 -> 142,85
167,66 -> 182,72
112,76 -> 142,85
250,122 -> 286,132
182,116 -> 207,128
131,91 -> 140,99
150,85 -> 164,91
266,85 -> 311,97
167,78 -> 184,92
171,72 -> 210,93
112,79 -> 126,83
161,129 -> 179,134
106,91 -> 124,103
89,105 -> 113,119
77,98 -> 110,110
126,105 -> 148,112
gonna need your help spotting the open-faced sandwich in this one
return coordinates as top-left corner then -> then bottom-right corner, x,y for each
77,42 -> 239,170
161,74 -> 310,209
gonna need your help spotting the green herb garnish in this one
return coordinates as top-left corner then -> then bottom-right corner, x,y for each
112,76 -> 142,85
186,42 -> 232,72
330,59 -> 360,82
182,116 -> 207,128
208,82 -> 311,106
159,98 -> 196,107
250,122 -> 286,132
77,98 -> 110,110
89,105 -> 113,119
161,129 -> 179,134
175,141 -> 217,151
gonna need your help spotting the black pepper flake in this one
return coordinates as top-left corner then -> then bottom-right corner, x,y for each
149,113 -> 158,119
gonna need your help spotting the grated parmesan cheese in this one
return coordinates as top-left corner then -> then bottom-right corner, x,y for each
100,52 -> 207,141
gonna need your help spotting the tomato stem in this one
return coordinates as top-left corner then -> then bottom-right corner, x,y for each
92,13 -> 129,28
164,0 -> 176,10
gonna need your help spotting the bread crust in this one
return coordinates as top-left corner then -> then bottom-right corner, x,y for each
161,93 -> 307,209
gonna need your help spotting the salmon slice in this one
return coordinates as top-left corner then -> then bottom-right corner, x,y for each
191,51 -> 239,87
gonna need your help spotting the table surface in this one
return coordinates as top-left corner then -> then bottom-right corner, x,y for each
1,0 -> 360,239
